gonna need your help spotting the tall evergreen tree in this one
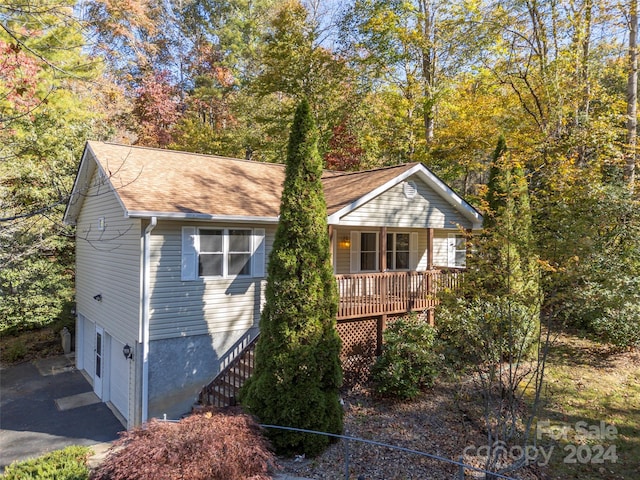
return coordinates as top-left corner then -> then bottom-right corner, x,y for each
240,99 -> 343,456
481,135 -> 537,302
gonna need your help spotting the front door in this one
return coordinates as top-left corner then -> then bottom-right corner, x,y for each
94,326 -> 104,396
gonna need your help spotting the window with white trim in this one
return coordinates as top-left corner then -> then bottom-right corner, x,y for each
199,228 -> 252,277
448,233 -> 466,268
181,227 -> 265,280
360,232 -> 378,271
386,232 -> 410,270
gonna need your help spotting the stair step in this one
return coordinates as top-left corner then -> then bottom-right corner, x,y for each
209,387 -> 237,405
199,336 -> 259,408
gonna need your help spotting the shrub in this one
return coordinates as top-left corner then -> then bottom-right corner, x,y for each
371,317 -> 439,400
591,304 -> 640,348
91,408 -> 276,480
562,246 -> 640,348
4,341 -> 27,363
2,446 -> 91,480
437,296 -> 539,366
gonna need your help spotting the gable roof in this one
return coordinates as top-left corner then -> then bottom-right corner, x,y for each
64,141 -> 482,229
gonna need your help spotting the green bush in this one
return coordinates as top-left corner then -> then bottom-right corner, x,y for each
591,304 -> 640,348
2,446 -> 91,480
371,317 -> 439,400
4,341 -> 27,363
437,296 -> 539,366
563,245 -> 640,348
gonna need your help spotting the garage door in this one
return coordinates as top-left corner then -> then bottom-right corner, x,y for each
109,337 -> 130,421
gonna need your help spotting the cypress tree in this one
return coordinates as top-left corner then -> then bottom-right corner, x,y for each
240,99 -> 343,456
481,135 -> 537,300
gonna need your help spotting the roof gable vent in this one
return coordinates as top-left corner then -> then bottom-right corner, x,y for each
403,180 -> 417,199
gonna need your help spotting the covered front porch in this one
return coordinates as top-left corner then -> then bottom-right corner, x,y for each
329,225 -> 467,321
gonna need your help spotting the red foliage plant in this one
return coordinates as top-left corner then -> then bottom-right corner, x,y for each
91,408 -> 277,480
0,40 -> 40,116
324,122 -> 364,171
133,70 -> 181,148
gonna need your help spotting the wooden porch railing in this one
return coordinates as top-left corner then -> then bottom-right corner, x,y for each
335,269 -> 463,320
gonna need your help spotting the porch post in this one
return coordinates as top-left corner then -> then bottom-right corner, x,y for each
328,225 -> 335,272
379,227 -> 387,272
426,227 -> 434,270
426,227 -> 435,326
379,227 -> 387,312
376,314 -> 387,356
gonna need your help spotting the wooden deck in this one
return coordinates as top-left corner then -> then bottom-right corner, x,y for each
335,270 -> 463,320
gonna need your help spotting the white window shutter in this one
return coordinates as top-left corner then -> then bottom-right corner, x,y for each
181,227 -> 198,281
349,231 -> 360,273
410,232 -> 419,270
252,228 -> 266,277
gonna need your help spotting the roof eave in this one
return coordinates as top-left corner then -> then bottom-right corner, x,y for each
63,144 -> 94,226
126,211 -> 280,224
327,163 -> 483,229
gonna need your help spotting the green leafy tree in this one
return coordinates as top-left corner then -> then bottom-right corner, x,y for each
240,99 -> 343,456
440,136 -> 540,359
553,184 -> 640,347
251,0 -> 357,161
0,0 -> 110,333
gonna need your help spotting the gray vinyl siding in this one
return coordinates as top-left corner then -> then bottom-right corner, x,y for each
75,170 -> 141,344
338,175 -> 473,229
334,229 -> 350,274
433,231 -> 451,267
147,221 -> 275,341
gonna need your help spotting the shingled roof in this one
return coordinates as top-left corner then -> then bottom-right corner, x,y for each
64,141 -> 482,228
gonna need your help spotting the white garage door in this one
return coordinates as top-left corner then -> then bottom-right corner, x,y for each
109,337 -> 130,421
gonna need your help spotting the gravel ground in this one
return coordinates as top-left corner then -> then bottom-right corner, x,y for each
277,382 -> 547,480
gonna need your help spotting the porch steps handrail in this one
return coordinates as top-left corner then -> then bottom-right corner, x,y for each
198,334 -> 259,407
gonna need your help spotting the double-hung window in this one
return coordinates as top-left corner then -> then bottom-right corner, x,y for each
349,231 -> 418,272
360,232 -> 378,271
386,232 -> 410,270
181,227 -> 265,280
199,229 -> 251,277
448,233 -> 466,268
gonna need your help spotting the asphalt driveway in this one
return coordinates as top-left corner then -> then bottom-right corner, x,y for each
0,355 -> 124,470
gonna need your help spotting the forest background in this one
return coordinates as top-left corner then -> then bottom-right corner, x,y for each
1,0 -> 639,349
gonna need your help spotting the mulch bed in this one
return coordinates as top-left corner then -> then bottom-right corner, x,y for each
277,382 -> 547,480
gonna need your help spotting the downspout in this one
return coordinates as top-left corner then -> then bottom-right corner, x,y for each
142,216 -> 157,423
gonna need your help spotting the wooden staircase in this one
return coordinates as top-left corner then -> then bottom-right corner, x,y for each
198,335 -> 259,407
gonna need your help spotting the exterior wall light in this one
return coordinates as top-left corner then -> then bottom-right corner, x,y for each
93,294 -> 102,302
122,344 -> 133,360
338,236 -> 351,249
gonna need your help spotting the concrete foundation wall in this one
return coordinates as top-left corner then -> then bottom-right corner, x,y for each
147,326 -> 258,419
